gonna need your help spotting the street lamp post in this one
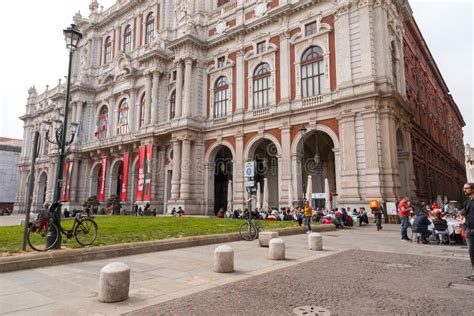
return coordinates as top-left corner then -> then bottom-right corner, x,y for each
44,24 -> 82,248
299,125 -> 307,202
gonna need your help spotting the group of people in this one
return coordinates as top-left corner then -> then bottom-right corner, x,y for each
398,183 -> 474,282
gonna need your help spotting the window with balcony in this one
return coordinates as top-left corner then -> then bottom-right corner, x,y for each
145,13 -> 155,44
214,76 -> 229,118
123,25 -> 132,54
95,105 -> 109,139
301,46 -> 324,98
104,36 -> 112,64
253,63 -> 271,109
117,99 -> 129,135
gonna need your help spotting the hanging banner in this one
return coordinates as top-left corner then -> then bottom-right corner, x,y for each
98,157 -> 107,202
136,146 -> 145,201
144,144 -> 153,201
121,153 -> 129,201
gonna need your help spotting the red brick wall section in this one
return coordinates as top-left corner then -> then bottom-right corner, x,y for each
290,42 -> 296,100
322,15 -> 336,91
228,19 -> 236,28
268,0 -> 279,9
319,118 -> 339,138
270,36 -> 281,104
157,4 -> 160,30
207,74 -> 211,118
209,28 -> 216,37
205,140 -> 215,154
244,60 -> 249,111
118,27 -> 122,53
133,17 -> 136,49
265,128 -> 281,145
245,11 -> 254,20
112,29 -> 116,58
139,14 -> 143,47
204,138 -> 236,158
244,132 -> 258,149
223,136 -> 236,151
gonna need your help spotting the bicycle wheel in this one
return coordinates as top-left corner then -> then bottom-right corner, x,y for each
254,221 -> 264,234
27,220 -> 59,251
74,218 -> 98,246
239,222 -> 258,241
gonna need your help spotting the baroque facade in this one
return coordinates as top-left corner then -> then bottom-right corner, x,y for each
14,0 -> 466,214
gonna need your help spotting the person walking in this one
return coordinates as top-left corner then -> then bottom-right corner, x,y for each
303,200 -> 313,234
399,197 -> 413,241
462,183 -> 474,281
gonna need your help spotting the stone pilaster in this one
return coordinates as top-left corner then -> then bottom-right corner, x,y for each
182,58 -> 193,118
338,113 -> 360,201
151,71 -> 160,124
180,139 -> 192,200
234,134 -> 245,210
144,72 -> 152,125
362,109 -> 383,199
175,61 -> 183,118
170,140 -> 181,200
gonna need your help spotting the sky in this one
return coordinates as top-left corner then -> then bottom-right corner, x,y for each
0,0 -> 472,144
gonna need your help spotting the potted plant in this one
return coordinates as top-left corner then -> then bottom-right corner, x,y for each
106,195 -> 122,215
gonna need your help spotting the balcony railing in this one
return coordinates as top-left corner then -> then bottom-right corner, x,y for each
302,95 -> 325,108
253,107 -> 270,117
209,0 -> 238,18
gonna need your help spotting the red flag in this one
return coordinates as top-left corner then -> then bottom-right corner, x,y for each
98,157 -> 107,202
121,153 -> 129,201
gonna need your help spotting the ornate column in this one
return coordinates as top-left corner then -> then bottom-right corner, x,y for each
236,50 -> 245,113
180,139 -> 192,200
170,140 -> 181,200
182,58 -> 193,118
234,134 -> 245,209
129,89 -> 136,131
279,32 -> 291,103
338,113 -> 360,202
175,61 -> 183,118
151,70 -> 160,124
70,159 -> 80,202
110,97 -> 117,137
144,72 -> 152,125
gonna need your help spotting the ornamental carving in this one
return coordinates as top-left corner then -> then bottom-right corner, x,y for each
255,0 -> 268,17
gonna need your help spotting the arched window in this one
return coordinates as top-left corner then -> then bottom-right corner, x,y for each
214,77 -> 229,118
139,94 -> 145,128
169,90 -> 176,120
253,63 -> 271,109
391,41 -> 398,90
104,36 -> 112,64
301,46 -> 324,98
145,13 -> 154,44
123,25 -> 132,54
117,99 -> 129,135
95,105 -> 108,139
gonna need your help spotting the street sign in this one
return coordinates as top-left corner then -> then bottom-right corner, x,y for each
244,161 -> 255,178
245,180 -> 255,187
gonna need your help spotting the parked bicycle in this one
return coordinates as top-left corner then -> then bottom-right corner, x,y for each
239,218 -> 264,241
27,208 -> 98,251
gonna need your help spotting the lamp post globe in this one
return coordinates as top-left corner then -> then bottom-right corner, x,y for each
45,24 -> 82,248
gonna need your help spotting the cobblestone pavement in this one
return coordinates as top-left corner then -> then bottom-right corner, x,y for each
131,249 -> 474,316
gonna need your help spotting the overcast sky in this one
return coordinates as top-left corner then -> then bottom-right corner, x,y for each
0,0 -> 472,144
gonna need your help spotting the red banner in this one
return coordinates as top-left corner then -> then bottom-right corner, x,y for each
136,146 -> 145,201
98,157 -> 107,202
121,153 -> 129,201
60,162 -> 73,202
144,144 -> 153,201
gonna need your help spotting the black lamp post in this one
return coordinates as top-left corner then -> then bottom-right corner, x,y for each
299,125 -> 307,201
44,24 -> 82,248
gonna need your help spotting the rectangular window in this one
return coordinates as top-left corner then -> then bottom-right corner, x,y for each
305,21 -> 318,36
217,56 -> 225,68
256,41 -> 266,54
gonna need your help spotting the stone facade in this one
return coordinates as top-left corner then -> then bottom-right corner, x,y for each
14,0 -> 466,214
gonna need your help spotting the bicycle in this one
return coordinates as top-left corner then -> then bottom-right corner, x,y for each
239,218 -> 264,241
27,209 -> 98,251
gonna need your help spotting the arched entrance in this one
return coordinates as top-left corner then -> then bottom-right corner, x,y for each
36,172 -> 48,206
248,139 -> 279,209
396,129 -> 409,198
110,160 -> 123,197
298,131 -> 336,208
212,146 -> 233,214
90,163 -> 101,197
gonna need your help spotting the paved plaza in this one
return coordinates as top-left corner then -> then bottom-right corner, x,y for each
0,224 -> 472,315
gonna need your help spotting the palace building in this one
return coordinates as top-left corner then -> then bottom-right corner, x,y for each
14,0 -> 466,214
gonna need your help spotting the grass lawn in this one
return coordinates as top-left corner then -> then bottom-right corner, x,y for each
0,216 -> 298,255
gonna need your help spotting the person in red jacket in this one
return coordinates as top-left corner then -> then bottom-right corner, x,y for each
399,197 -> 413,241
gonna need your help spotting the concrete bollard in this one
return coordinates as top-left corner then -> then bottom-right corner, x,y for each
259,231 -> 279,247
308,232 -> 323,250
269,238 -> 285,260
99,262 -> 130,303
214,245 -> 234,273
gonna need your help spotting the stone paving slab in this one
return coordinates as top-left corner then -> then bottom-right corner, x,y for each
0,224 -> 471,315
